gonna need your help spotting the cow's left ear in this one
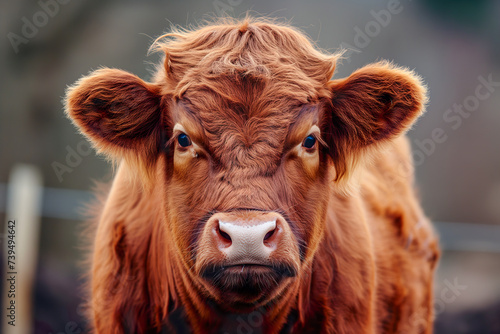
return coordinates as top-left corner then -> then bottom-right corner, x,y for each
325,61 -> 427,181
65,68 -> 166,161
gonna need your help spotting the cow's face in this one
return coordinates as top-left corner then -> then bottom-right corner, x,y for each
66,21 -> 426,312
161,77 -> 333,308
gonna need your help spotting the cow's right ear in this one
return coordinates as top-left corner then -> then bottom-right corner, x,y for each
325,61 -> 427,184
65,68 -> 166,161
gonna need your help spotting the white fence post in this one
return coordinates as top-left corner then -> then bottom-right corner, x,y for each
2,164 -> 43,334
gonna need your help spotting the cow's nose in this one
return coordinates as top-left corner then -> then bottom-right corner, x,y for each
209,213 -> 283,265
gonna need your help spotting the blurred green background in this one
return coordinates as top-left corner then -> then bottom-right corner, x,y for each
1,0 -> 499,333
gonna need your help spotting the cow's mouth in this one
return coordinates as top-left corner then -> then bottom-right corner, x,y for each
200,263 -> 296,301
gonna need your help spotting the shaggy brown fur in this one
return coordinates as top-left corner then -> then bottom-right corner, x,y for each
65,17 -> 439,334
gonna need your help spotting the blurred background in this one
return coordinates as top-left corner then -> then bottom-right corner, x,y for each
0,0 -> 499,333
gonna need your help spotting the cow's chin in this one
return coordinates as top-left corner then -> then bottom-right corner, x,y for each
200,262 -> 297,310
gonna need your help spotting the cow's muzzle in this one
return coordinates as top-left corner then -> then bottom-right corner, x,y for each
195,210 -> 300,302
208,211 -> 285,265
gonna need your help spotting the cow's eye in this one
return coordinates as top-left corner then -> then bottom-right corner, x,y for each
177,133 -> 192,148
302,135 -> 317,149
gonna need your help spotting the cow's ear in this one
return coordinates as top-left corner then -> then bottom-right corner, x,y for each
326,61 -> 427,181
65,68 -> 166,161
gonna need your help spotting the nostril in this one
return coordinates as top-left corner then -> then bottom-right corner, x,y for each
264,229 -> 275,241
213,221 -> 232,248
219,227 -> 232,242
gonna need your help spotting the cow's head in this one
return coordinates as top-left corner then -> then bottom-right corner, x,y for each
66,19 -> 426,312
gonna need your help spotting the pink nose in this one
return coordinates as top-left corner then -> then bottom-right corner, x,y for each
209,212 -> 284,265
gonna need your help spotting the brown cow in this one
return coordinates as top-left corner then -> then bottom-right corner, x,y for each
65,17 -> 439,334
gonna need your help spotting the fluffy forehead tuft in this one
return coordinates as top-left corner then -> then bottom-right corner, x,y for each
150,16 -> 342,99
